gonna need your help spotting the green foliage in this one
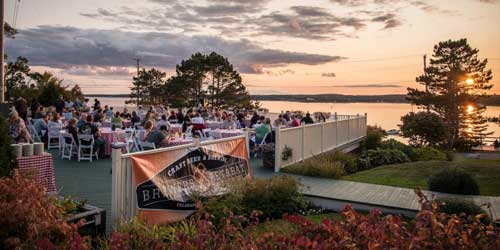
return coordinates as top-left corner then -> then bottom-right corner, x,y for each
435,198 -> 490,224
282,151 -> 357,178
204,176 -> 308,222
399,112 -> 448,147
128,68 -> 167,106
110,216 -> 197,246
54,196 -> 86,216
165,52 -> 256,108
5,57 -> 83,105
428,168 -> 480,195
361,125 -> 384,150
380,139 -> 418,161
407,38 -> 493,148
281,145 -> 292,161
358,149 -> 410,170
0,115 -> 17,177
415,147 -> 447,161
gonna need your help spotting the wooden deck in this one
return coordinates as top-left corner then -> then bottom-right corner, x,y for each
52,150 -> 500,235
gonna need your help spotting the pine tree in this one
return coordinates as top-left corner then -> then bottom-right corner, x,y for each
407,39 -> 493,148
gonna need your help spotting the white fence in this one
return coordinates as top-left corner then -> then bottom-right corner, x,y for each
110,135 -> 250,226
274,114 -> 367,172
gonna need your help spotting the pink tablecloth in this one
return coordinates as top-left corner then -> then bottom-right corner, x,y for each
100,128 -> 127,156
170,124 -> 183,134
161,138 -> 193,147
205,121 -> 223,130
209,129 -> 244,139
17,153 -> 57,194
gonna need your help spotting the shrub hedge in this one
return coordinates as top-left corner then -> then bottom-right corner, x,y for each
203,175 -> 308,223
415,147 -> 447,161
428,168 -> 480,195
436,197 -> 490,224
281,151 -> 358,178
380,139 -> 418,161
357,149 -> 411,170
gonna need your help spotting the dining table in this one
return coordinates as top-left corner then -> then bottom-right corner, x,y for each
209,129 -> 244,139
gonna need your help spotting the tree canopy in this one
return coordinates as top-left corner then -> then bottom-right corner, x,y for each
129,52 -> 256,109
5,57 -> 83,106
399,112 -> 448,147
407,38 -> 493,148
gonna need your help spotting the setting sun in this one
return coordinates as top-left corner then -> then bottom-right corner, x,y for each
467,105 -> 474,114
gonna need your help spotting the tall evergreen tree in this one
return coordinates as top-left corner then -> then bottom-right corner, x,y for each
407,39 -> 493,148
128,68 -> 167,105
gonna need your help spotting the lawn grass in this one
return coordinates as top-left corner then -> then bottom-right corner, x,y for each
341,158 -> 500,196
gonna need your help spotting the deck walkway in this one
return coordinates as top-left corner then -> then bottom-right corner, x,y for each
52,150 -> 500,234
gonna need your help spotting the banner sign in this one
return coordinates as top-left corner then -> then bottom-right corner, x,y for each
131,137 -> 250,225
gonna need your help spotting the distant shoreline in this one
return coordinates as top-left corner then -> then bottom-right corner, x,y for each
86,94 -> 500,106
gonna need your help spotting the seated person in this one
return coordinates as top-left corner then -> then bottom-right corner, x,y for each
131,111 -> 141,127
146,125 -> 170,148
252,116 -> 265,128
49,112 -> 63,128
142,120 -> 155,141
9,111 -> 31,143
77,113 -> 87,129
222,114 -> 238,129
106,107 -> 115,118
190,113 -> 206,135
167,110 -> 177,122
120,108 -> 132,119
156,115 -> 170,130
66,118 -> 79,145
291,115 -> 301,127
273,114 -> 287,127
111,112 -> 123,126
255,118 -> 272,144
34,113 -> 49,144
79,115 -> 106,158
33,106 -> 45,119
301,112 -> 314,125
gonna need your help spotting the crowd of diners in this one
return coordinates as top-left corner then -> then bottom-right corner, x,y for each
7,95 -> 333,158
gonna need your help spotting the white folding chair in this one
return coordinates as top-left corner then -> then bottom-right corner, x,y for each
199,128 -> 213,141
47,127 -> 61,150
139,141 -> 156,151
61,133 -> 76,160
78,134 -> 98,162
185,125 -> 193,138
113,132 -> 135,153
27,125 -> 41,143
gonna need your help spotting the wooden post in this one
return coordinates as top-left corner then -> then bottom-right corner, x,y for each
111,145 -> 123,227
301,126 -> 305,161
244,128 -> 251,158
193,137 -> 201,148
274,126 -> 281,173
320,122 -> 324,153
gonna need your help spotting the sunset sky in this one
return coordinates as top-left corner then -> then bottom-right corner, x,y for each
4,0 -> 500,95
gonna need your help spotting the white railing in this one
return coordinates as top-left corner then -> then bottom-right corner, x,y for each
110,134 -> 250,226
274,114 -> 367,172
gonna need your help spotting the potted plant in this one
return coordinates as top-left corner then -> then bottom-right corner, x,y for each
56,196 -> 106,238
282,145 -> 293,162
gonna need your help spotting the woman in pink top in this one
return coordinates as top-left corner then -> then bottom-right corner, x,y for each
291,115 -> 301,127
